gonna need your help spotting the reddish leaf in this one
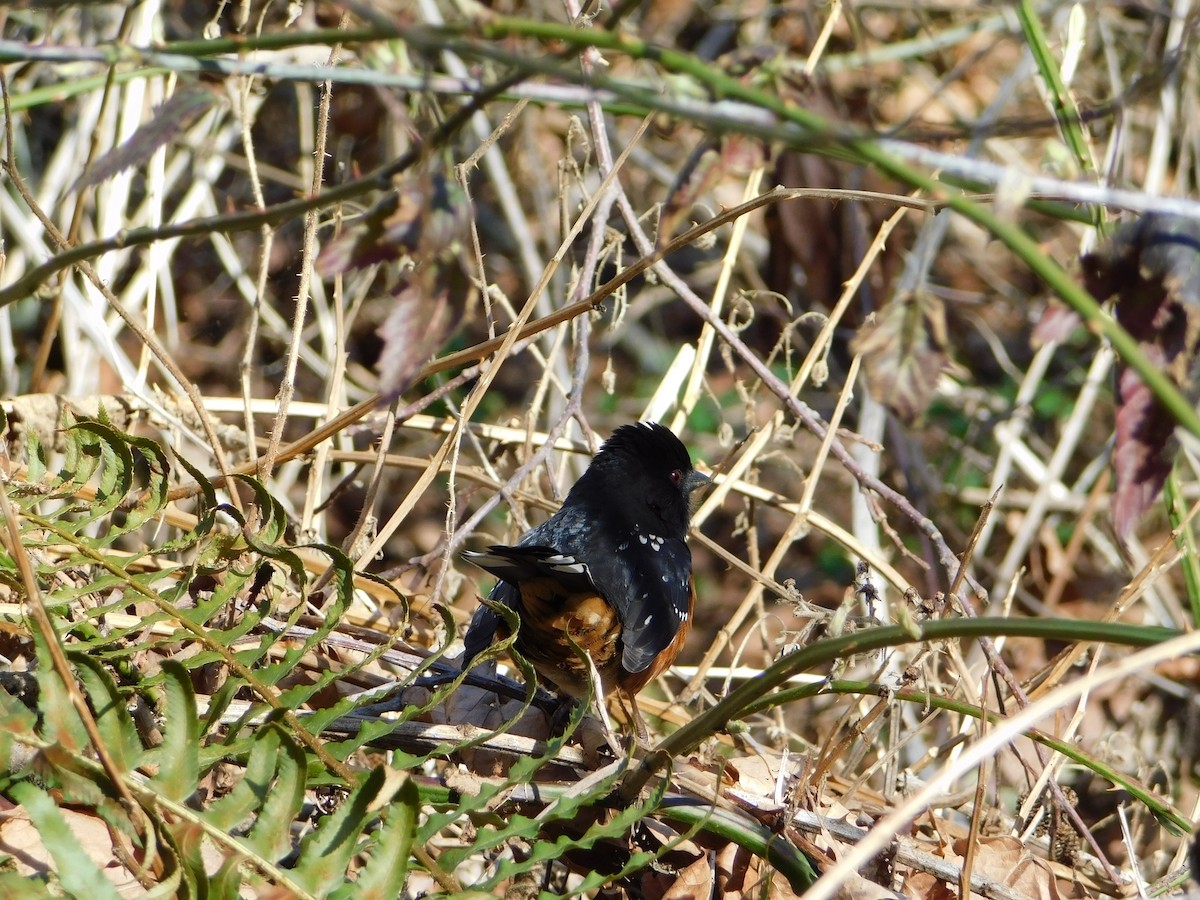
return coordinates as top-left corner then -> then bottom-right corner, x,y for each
1082,213 -> 1200,537
1031,305 -> 1082,346
376,284 -> 450,401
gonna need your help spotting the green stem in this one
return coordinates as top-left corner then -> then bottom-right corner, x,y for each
621,617 -> 1176,797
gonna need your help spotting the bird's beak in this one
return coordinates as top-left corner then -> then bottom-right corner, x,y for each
685,469 -> 711,495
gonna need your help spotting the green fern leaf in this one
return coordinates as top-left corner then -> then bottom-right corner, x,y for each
242,729 -> 308,863
9,781 -> 123,900
70,654 -> 143,775
291,765 -> 389,894
147,661 -> 201,803
343,774 -> 418,899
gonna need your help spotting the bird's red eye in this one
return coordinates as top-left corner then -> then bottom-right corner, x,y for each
670,469 -> 683,485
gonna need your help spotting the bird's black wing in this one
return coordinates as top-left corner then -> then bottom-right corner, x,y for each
586,530 -> 693,675
461,542 -> 598,666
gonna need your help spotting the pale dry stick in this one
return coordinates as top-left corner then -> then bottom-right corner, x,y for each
416,101 -> 617,574
1166,792 -> 1200,884
443,277 -> 596,566
959,668 -> 991,900
311,398 -> 397,599
798,354 -> 862,520
299,261 -> 351,539
571,47 -> 626,314
417,0 -> 559,329
790,203 -> 910,396
683,448 -> 904,705
805,0 -> 843,75
24,24 -> 117,392
234,43 -> 277,470
87,5 -> 153,312
524,321 -> 573,432
719,474 -> 911,595
357,119 -> 654,566
439,308 -> 579,591
972,341 -> 1056,558
669,166 -> 765,435
641,345 -> 697,424
454,97 -> 562,384
29,11 -> 138,392
681,420 -> 782,700
941,491 -> 1098,857
135,101 -> 188,350
1041,468 -> 1111,611
1142,0 -> 1190,194
990,529 -> 1187,884
724,360 -> 870,691
691,528 -> 800,603
445,413 -> 580,562
990,418 -> 1100,588
1028,500 -> 1193,704
1016,649 -> 1103,844
690,411 -> 780,529
808,630 -> 1200,900
260,37 -> 339,479
566,36 -> 659,489
128,68 -> 168,386
1120,533 -> 1183,627
568,24 -> 643,448
0,76 -> 244,512
1117,804 -> 1153,900
994,345 -> 1114,593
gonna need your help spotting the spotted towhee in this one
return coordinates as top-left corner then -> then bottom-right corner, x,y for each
462,422 -> 708,732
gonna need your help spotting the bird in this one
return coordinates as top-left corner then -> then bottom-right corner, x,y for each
461,422 -> 708,738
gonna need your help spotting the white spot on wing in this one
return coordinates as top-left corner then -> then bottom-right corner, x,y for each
635,530 -> 664,551
643,614 -> 653,626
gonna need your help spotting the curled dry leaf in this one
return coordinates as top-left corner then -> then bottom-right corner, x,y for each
1081,213 -> 1200,537
853,289 -> 949,422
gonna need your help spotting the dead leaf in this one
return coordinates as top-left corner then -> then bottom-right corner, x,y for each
1082,213 -> 1200,536
661,852 -> 716,899
376,284 -> 450,399
0,803 -> 140,888
853,289 -> 949,421
1031,305 -> 1082,346
317,170 -> 467,275
72,84 -> 219,192
953,836 -> 1061,900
